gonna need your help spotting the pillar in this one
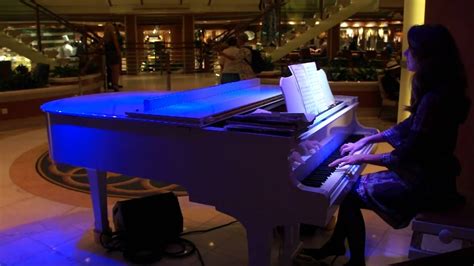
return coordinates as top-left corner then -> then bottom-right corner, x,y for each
182,15 -> 195,73
398,0 -> 425,121
125,15 -> 139,75
327,25 -> 340,60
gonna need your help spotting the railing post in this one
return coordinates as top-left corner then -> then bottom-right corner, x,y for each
166,52 -> 171,91
35,4 -> 42,52
319,0 -> 325,20
276,0 -> 282,47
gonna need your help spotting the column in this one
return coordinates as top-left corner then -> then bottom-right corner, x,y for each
327,25 -> 340,60
398,0 -> 425,121
125,15 -> 139,75
182,15 -> 195,73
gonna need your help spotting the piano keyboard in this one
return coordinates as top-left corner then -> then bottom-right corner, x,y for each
301,134 -> 365,189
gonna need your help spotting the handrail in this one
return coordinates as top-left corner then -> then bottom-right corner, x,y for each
19,0 -> 100,43
208,1 -> 286,48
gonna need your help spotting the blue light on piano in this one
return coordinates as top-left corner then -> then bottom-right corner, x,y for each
41,92 -> 169,118
142,86 -> 282,119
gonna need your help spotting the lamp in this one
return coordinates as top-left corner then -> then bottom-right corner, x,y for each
378,28 -> 384,38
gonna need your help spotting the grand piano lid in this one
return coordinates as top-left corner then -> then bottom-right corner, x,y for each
41,79 -> 283,127
41,91 -> 169,119
125,79 -> 283,127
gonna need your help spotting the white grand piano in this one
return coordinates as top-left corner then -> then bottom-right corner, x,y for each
41,77 -> 377,266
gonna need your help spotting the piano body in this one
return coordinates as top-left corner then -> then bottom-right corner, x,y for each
41,78 -> 378,266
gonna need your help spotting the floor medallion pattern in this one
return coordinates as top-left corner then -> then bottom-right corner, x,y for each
35,151 -> 187,198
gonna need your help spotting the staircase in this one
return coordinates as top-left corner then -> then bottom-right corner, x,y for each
270,0 -> 378,62
0,30 -> 57,67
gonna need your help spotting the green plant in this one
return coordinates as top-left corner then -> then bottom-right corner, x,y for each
0,64 -> 46,91
14,64 -> 29,75
262,55 -> 275,71
51,64 -> 79,78
322,66 -> 380,81
323,66 -> 352,81
352,67 -> 378,81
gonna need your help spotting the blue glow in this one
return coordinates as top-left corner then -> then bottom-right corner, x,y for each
41,91 -> 169,118
41,80 -> 282,123
143,86 -> 281,119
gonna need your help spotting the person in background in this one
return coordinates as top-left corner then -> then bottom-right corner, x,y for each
218,33 -> 255,84
218,37 -> 241,84
106,23 -> 124,90
103,22 -> 121,92
57,35 -> 75,60
381,58 -> 401,100
298,24 -> 469,266
235,32 -> 255,80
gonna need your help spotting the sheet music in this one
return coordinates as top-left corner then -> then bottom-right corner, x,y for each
315,69 -> 336,112
287,63 -> 319,115
286,62 -> 336,115
279,75 -> 306,114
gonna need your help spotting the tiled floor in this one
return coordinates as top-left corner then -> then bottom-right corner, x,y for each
0,73 -> 412,266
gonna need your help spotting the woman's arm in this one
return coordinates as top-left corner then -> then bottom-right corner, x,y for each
329,152 -> 388,167
340,132 -> 386,156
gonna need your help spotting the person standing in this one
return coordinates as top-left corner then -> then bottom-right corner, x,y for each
218,37 -> 241,84
236,33 -> 256,81
381,58 -> 401,100
103,23 -> 121,91
298,24 -> 469,266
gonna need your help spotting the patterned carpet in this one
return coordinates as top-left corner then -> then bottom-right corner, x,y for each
35,151 -> 187,198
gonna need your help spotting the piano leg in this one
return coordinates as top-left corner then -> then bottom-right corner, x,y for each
86,168 -> 112,242
278,224 -> 302,266
245,224 -> 273,266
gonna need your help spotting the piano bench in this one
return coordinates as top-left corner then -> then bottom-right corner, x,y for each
409,203 -> 474,259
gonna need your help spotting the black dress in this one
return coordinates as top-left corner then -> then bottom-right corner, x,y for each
105,41 -> 120,66
354,91 -> 464,229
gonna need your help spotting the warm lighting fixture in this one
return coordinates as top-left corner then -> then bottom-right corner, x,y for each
358,27 -> 364,35
315,21 -> 320,25
244,31 -> 255,41
347,28 -> 354,38
378,28 -> 384,38
365,22 -> 376,27
340,22 -> 348,27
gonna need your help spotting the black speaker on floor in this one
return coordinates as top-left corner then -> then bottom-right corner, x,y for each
112,192 -> 183,263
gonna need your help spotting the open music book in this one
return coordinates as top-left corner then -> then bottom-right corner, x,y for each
280,62 -> 336,117
225,110 -> 316,136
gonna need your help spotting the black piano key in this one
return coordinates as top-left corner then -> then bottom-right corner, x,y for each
301,134 -> 365,188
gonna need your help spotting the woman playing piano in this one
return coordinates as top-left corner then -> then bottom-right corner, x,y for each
300,24 -> 470,266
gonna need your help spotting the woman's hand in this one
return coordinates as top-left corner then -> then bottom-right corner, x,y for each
340,138 -> 367,156
297,139 -> 321,156
289,140 -> 321,167
328,154 -> 367,168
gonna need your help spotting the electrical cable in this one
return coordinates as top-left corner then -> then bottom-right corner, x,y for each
99,220 -> 239,266
181,220 -> 238,236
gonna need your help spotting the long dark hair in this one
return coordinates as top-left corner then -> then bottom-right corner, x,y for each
407,24 -> 468,119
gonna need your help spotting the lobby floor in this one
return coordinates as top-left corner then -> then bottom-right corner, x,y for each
0,73 -> 411,266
